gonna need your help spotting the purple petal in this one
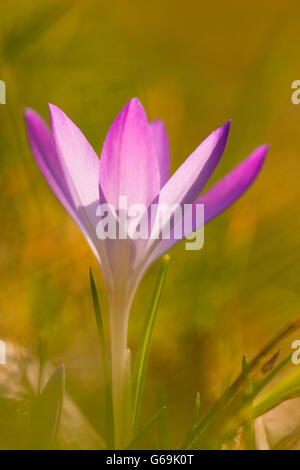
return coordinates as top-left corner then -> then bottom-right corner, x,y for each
25,107 -> 102,264
24,108 -> 78,225
149,119 -> 170,188
148,144 -> 268,263
99,98 -> 160,208
198,144 -> 268,223
49,104 -> 100,211
157,121 -> 231,207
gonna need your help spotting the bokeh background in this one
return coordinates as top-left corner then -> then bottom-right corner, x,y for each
1,0 -> 300,448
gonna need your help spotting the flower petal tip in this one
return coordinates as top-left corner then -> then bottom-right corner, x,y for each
48,102 -> 62,118
126,97 -> 144,112
24,107 -> 38,123
250,144 -> 269,168
24,107 -> 32,116
116,97 -> 148,125
48,103 -> 64,128
24,108 -> 47,141
214,119 -> 231,143
48,103 -> 70,124
150,118 -> 166,127
224,119 -> 231,133
48,103 -> 56,112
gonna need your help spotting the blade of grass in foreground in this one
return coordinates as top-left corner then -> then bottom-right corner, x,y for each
200,354 -> 294,450
131,255 -> 170,435
181,315 -> 300,449
89,268 -> 114,449
254,365 -> 300,418
158,392 -> 170,449
184,392 -> 201,441
190,392 -> 201,430
242,355 -> 255,450
126,406 -> 167,450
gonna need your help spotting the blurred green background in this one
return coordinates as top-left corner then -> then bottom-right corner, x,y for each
1,0 -> 300,448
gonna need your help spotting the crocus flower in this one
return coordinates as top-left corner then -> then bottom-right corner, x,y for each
24,98 -> 268,447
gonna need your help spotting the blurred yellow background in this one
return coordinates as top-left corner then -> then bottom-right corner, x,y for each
1,0 -> 300,447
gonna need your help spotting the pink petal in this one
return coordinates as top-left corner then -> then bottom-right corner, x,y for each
25,107 -> 102,264
149,119 -> 170,188
158,121 -> 231,207
99,98 -> 160,208
24,108 -> 79,226
49,104 -> 102,255
49,104 -> 100,211
148,144 -> 268,263
198,144 -> 268,223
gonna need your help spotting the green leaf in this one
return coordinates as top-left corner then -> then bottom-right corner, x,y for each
89,268 -> 114,449
254,366 -> 300,418
184,392 -> 201,441
30,364 -> 65,449
242,355 -> 255,450
126,406 -> 167,450
253,354 -> 291,398
180,315 -> 300,449
132,255 -> 170,435
157,393 -> 170,450
191,391 -> 201,429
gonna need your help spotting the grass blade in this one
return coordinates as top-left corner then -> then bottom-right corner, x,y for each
157,392 -> 170,449
190,391 -> 201,430
132,255 -> 170,435
254,366 -> 300,418
253,354 -> 291,398
126,406 -> 167,450
242,355 -> 255,449
181,315 -> 300,449
184,392 -> 201,441
89,268 -> 114,449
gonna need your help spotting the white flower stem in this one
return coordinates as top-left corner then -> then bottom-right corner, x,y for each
109,287 -> 134,449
